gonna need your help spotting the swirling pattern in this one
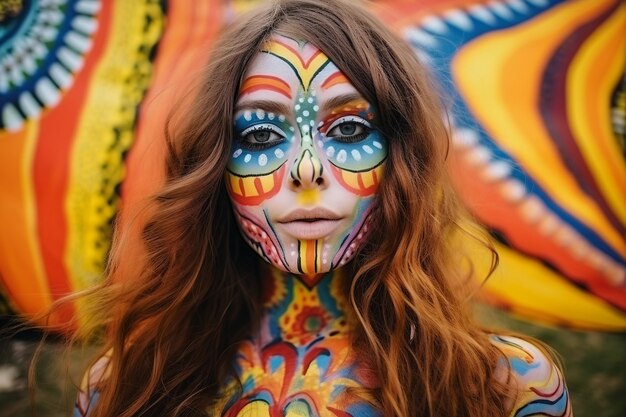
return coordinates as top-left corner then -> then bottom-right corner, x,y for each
391,0 -> 626,331
216,338 -> 379,417
212,270 -> 380,417
1,0 -> 99,130
492,335 -> 572,417
0,0 -> 191,325
73,272 -> 571,417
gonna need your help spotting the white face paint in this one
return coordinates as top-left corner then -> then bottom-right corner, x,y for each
226,35 -> 387,287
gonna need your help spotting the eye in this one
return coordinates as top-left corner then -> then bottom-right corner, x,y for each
326,117 -> 371,143
240,124 -> 285,150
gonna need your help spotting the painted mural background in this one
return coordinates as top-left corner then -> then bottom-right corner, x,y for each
0,0 -> 624,331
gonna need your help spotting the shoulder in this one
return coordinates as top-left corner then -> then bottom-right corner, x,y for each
490,334 -> 572,417
74,354 -> 111,417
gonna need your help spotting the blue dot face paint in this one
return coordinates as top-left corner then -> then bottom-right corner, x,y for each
229,110 -> 293,177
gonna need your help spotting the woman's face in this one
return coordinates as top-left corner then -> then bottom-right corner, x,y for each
226,35 -> 387,286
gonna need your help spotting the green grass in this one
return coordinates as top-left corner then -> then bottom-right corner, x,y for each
0,337 -> 96,417
1,305 -> 624,416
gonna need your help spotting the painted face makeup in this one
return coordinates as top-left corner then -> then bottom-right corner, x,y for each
226,35 -> 387,286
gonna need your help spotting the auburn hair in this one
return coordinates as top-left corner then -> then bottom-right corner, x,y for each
72,0 -> 515,416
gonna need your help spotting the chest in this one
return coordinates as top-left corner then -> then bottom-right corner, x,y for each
211,334 -> 381,417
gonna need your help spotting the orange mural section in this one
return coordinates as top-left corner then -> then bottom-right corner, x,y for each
0,124 -> 50,316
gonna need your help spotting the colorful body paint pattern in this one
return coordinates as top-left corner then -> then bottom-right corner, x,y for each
491,335 -> 572,417
261,39 -> 387,195
72,333 -> 571,417
216,338 -> 380,417
71,272 -> 571,417
297,239 -> 323,276
396,0 -> 626,330
227,38 -> 387,206
228,36 -> 387,282
227,110 -> 292,206
263,38 -> 330,91
318,98 -> 386,197
72,271 -> 380,417
213,270 -> 381,417
235,208 -> 290,271
330,209 -> 374,269
74,354 -> 111,417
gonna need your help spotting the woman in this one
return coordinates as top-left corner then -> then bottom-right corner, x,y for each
73,1 -> 572,416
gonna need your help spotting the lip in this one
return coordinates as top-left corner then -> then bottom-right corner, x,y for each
278,208 -> 342,223
277,208 -> 343,240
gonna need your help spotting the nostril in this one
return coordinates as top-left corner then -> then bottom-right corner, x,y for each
315,177 -> 324,186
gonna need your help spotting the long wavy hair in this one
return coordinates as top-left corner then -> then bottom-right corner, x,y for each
73,1 -> 516,416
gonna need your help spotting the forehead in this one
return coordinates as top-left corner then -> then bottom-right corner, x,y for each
237,35 -> 360,103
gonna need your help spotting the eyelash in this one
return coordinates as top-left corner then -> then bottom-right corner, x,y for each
325,116 -> 372,143
238,124 -> 286,150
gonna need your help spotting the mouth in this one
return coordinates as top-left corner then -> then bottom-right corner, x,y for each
277,208 -> 343,240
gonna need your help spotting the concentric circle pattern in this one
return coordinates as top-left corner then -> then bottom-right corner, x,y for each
1,0 -> 100,131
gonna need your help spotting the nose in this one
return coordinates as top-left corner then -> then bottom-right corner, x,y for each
289,147 -> 326,190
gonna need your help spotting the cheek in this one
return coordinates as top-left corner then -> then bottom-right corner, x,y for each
320,132 -> 387,197
230,203 -> 290,271
331,198 -> 377,268
329,162 -> 385,197
225,163 -> 288,206
226,124 -> 293,206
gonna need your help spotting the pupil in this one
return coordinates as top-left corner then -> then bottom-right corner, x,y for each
340,123 -> 357,135
255,131 -> 270,142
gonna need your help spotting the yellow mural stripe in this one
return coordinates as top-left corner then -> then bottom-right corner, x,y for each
464,235 -> 626,332
568,2 -> 626,224
65,0 -> 163,304
452,0 -> 625,256
0,122 -> 51,316
231,0 -> 262,15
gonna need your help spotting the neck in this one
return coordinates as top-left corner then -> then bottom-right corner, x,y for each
257,262 -> 351,345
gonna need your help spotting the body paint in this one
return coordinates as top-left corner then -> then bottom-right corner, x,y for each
262,36 -> 331,92
212,268 -> 381,417
227,35 -> 387,281
491,335 -> 573,417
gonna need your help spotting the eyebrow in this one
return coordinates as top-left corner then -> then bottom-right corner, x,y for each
235,93 -> 368,117
235,100 -> 291,116
319,93 -> 365,115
